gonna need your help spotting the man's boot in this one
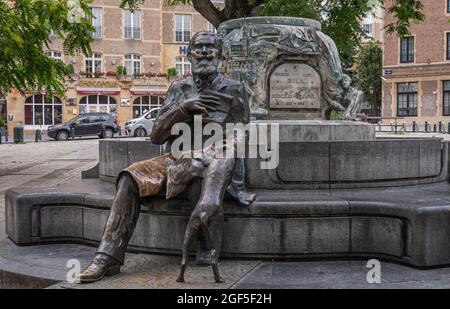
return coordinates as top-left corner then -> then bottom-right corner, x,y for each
79,253 -> 121,283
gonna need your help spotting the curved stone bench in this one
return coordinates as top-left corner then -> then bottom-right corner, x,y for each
6,181 -> 450,267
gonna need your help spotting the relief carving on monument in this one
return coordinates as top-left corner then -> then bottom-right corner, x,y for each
218,17 -> 363,120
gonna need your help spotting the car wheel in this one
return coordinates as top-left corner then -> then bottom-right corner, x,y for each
103,128 -> 114,139
56,130 -> 69,141
134,127 -> 147,137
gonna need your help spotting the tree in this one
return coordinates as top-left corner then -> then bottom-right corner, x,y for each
355,42 -> 383,115
0,0 -> 94,97
121,0 -> 424,69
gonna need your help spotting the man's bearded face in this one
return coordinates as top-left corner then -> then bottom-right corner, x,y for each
189,34 -> 221,76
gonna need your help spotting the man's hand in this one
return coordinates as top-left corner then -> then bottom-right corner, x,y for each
180,94 -> 221,116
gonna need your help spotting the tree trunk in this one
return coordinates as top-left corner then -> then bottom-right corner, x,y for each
191,0 -> 224,28
191,0 -> 263,28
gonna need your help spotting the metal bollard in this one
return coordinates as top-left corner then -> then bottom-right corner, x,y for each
412,121 -> 417,132
0,127 -> 4,144
425,121 -> 429,133
70,127 -> 75,140
35,129 -> 41,142
439,121 -> 443,133
119,126 -> 122,137
433,124 -> 437,133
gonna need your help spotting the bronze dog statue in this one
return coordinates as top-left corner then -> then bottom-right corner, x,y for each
166,144 -> 235,283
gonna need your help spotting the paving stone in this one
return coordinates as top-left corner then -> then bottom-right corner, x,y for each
233,261 -> 450,289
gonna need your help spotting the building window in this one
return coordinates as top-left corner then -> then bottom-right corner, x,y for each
447,33 -> 450,60
85,53 -> 102,77
90,7 -> 102,38
124,10 -> 141,39
400,36 -> 414,63
397,82 -> 418,116
45,51 -> 62,62
443,81 -> 450,116
448,0 -> 450,13
363,23 -> 372,37
49,28 -> 56,38
175,15 -> 191,43
207,22 -> 217,33
24,94 -> 62,126
125,54 -> 141,76
132,96 -> 164,118
79,95 -> 117,114
176,56 -> 191,76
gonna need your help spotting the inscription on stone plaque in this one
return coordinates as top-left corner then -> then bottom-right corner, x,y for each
270,63 -> 321,109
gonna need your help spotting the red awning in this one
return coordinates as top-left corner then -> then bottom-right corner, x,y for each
76,87 -> 121,95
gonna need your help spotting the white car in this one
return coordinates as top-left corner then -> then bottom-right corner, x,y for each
124,108 -> 160,137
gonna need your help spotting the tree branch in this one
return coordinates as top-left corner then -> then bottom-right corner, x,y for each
191,0 -> 224,28
223,0 -> 258,20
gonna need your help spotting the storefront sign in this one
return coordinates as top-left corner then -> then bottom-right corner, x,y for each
180,46 -> 188,54
77,80 -> 119,88
66,98 -> 77,106
121,98 -> 131,106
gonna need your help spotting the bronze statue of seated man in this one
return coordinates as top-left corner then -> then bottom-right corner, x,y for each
79,31 -> 256,283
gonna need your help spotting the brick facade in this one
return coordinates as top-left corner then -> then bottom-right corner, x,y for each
4,0 -> 214,136
382,0 -> 450,126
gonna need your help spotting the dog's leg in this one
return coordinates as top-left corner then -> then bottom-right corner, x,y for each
177,215 -> 200,283
200,212 -> 225,283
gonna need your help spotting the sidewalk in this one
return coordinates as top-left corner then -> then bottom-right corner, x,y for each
0,129 -> 132,144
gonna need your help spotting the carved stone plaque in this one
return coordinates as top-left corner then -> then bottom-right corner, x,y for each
270,63 -> 321,109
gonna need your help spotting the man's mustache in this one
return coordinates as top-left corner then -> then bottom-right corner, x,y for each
193,54 -> 216,61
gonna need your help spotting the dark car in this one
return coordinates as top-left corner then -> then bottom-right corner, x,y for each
47,113 -> 120,141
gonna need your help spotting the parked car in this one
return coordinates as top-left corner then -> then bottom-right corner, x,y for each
47,113 -> 120,141
125,108 -> 160,137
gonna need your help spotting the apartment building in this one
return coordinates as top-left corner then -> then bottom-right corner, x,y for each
382,0 -> 450,125
4,0 -> 217,136
361,3 -> 384,44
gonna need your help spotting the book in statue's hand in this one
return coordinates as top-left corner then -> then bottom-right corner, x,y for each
200,90 -> 233,124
